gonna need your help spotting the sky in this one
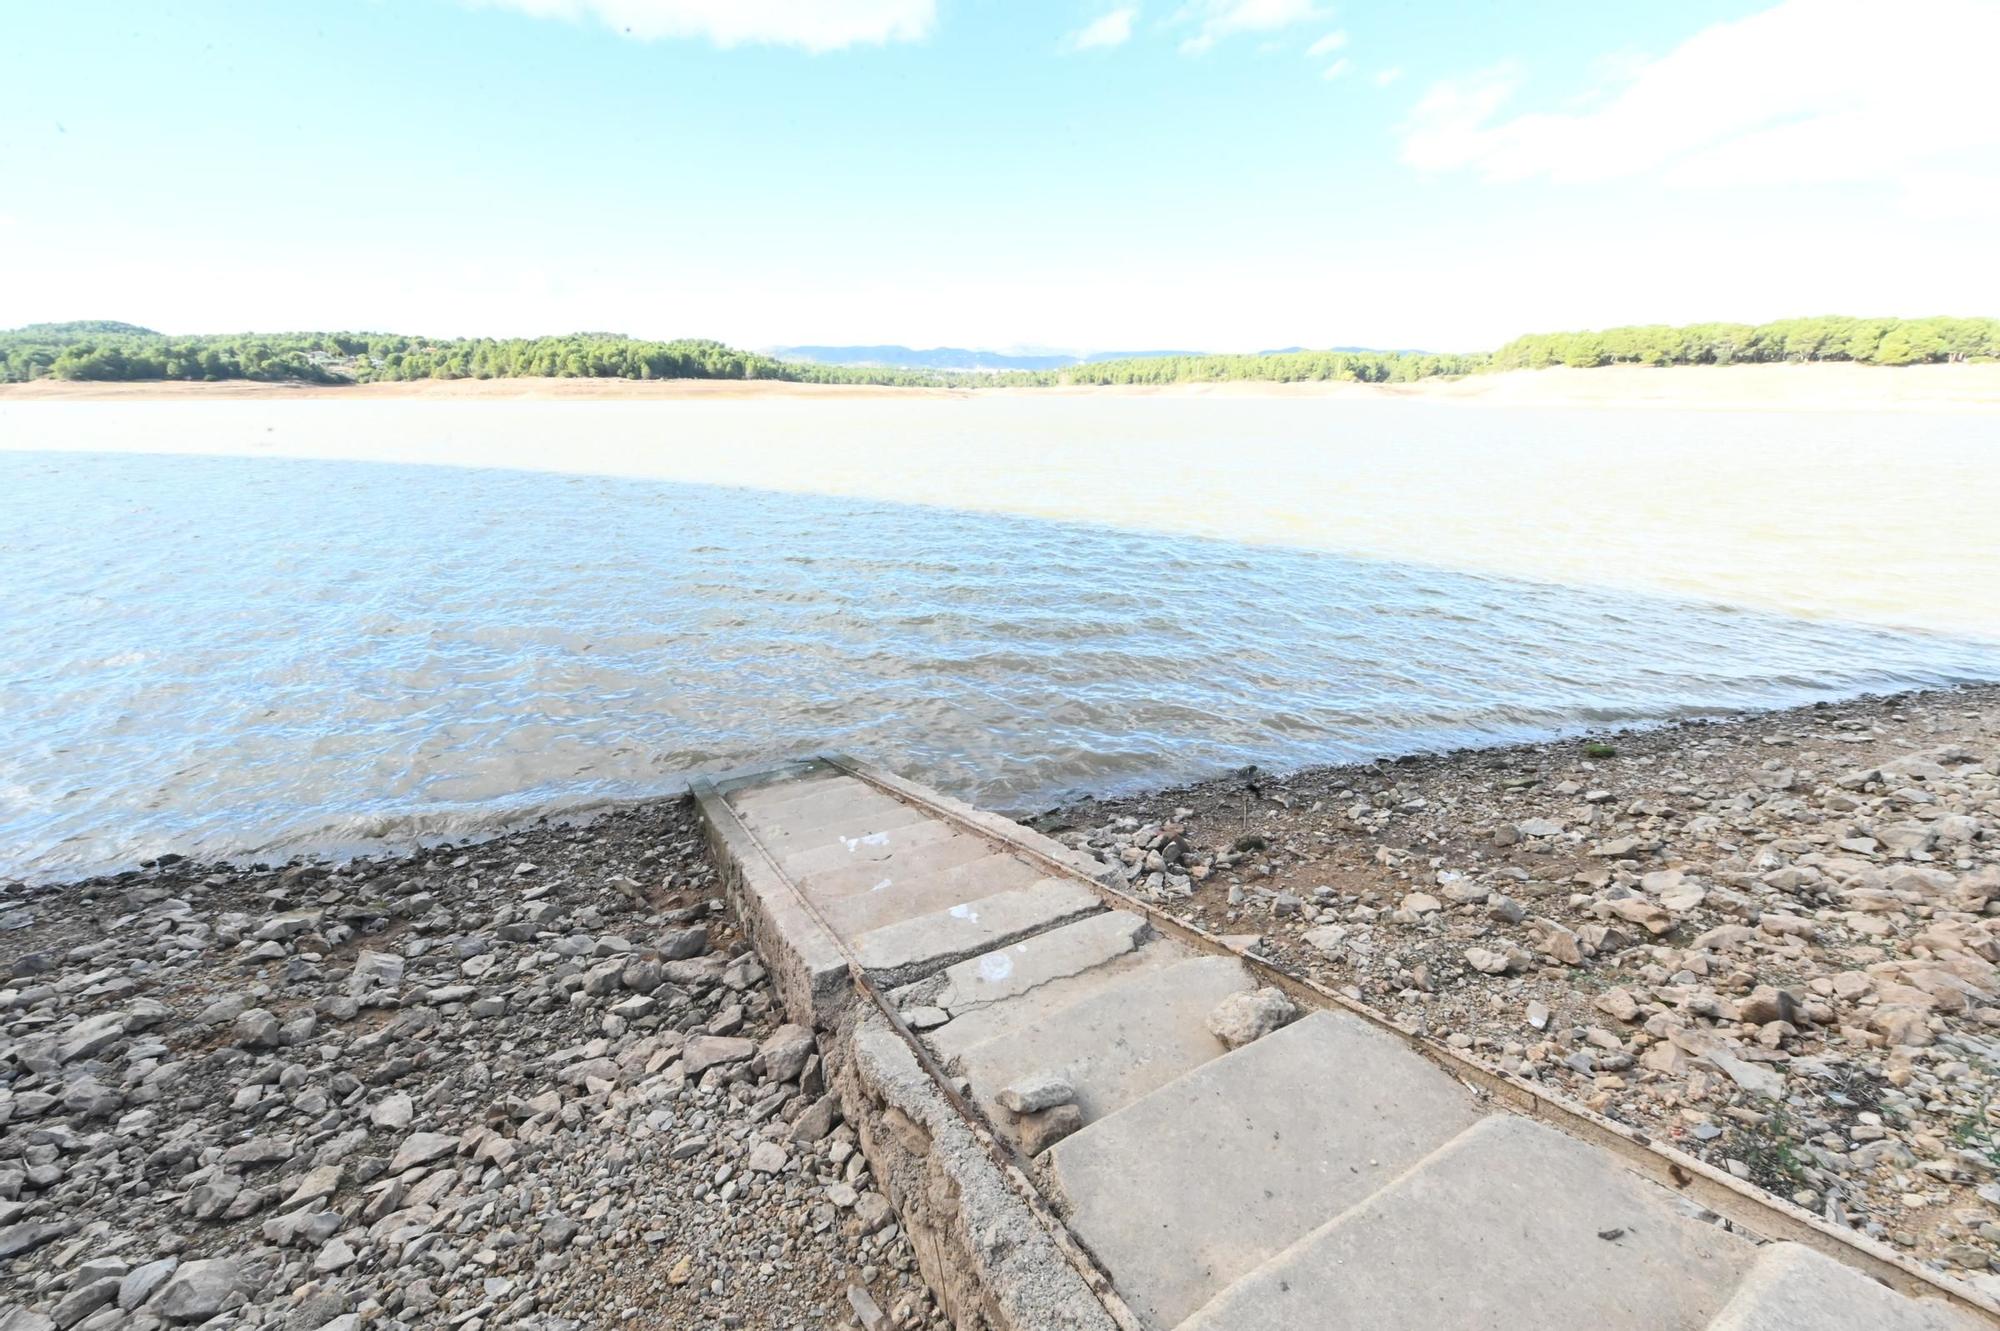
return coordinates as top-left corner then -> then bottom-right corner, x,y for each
3,0 -> 1998,352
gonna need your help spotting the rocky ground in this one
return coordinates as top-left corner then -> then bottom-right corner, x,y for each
0,801 -> 942,1331
1044,684 -> 2000,1297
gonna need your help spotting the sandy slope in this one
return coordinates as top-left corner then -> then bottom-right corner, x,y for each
4,361 -> 2000,410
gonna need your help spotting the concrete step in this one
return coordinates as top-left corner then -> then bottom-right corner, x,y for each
1045,1011 -> 1482,1331
778,816 -> 961,878
728,771 -> 900,823
727,771 -> 867,819
791,830 -> 997,897
817,850 -> 1048,938
1707,1243 -> 1983,1331
939,953 -> 1254,1153
1176,1114 -> 1755,1331
753,800 -> 936,855
857,878 -> 1108,988
892,909 -> 1152,1017
924,938 -> 1186,1066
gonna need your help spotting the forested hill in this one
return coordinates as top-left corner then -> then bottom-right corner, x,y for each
0,327 -> 955,387
1491,316 -> 2000,370
2,316 -> 1995,387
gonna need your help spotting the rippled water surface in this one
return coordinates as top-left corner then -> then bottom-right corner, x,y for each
2,397 -> 1997,880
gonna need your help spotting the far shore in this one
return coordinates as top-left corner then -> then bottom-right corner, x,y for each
5,361 -> 2000,411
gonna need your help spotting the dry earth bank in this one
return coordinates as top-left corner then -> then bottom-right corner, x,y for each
1040,683 -> 2000,1296
0,802 -> 941,1331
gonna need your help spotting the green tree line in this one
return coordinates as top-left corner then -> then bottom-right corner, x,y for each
1489,316 -> 2000,370
1007,349 -> 1482,386
4,315 -> 1995,387
0,324 -> 958,387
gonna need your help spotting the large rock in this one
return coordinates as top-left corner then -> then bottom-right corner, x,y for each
0,1221 -> 69,1259
57,1012 -> 128,1063
755,1024 -> 816,1084
658,926 -> 709,960
153,1258 -> 252,1322
346,950 -> 404,997
388,1131 -> 458,1173
118,1258 -> 178,1311
681,1035 -> 756,1076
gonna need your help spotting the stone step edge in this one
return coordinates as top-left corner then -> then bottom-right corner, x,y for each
830,1008 -> 1126,1331
1168,1114 -> 1500,1330
701,759 -> 2000,1329
697,767 -> 1143,1331
693,776 -> 853,1027
854,876 -> 1109,989
836,756 -> 2000,1323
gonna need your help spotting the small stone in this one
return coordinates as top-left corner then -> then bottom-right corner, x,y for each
848,1284 -> 890,1331
1016,1103 -> 1085,1155
233,1008 -> 282,1049
996,1074 -> 1076,1114
1206,987 -> 1299,1049
1595,988 -> 1642,1022
369,1092 -> 414,1130
314,1237 -> 357,1273
852,1192 -> 895,1234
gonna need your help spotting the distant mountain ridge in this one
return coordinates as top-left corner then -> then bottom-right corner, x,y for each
768,345 -> 1206,371
19,320 -> 159,336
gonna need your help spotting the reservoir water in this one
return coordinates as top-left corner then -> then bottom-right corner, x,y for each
3,395 -> 1997,880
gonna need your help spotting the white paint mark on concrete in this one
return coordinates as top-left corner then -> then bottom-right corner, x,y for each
977,953 -> 1014,984
870,877 -> 894,893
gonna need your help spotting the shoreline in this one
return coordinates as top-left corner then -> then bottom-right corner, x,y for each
5,681 -> 1999,1293
5,360 -> 2000,410
6,682 -> 1994,888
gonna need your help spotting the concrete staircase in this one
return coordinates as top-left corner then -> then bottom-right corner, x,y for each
697,759 -> 1991,1331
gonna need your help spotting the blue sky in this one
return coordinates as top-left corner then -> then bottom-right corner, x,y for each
4,0 -> 1996,351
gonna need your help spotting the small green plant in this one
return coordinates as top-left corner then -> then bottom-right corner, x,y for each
1583,741 -> 1618,759
1948,1058 -> 2000,1170
1725,1108 -> 1813,1192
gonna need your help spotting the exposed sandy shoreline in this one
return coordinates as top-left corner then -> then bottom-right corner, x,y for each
6,361 -> 2000,410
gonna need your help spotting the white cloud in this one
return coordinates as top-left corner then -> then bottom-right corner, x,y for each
1400,0 -> 2000,212
1372,66 -> 1401,87
471,0 -> 935,51
1064,6 -> 1138,51
1319,56 -> 1349,81
1305,29 -> 1345,57
1174,0 -> 1322,54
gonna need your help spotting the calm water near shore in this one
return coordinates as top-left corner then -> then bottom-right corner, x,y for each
2,397 -> 1998,880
